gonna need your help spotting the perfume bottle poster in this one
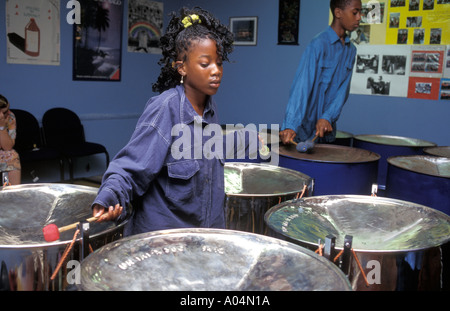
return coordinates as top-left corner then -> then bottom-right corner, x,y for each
6,0 -> 60,65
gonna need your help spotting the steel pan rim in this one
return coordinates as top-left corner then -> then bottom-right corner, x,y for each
0,183 -> 133,248
354,134 -> 436,147
424,146 -> 450,158
264,195 -> 450,253
387,155 -> 450,179
79,227 -> 352,291
277,145 -> 381,164
225,162 -> 313,197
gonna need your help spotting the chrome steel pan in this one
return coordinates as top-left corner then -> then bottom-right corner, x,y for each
78,228 -> 351,291
224,163 -> 313,234
265,195 -> 450,290
0,183 -> 131,291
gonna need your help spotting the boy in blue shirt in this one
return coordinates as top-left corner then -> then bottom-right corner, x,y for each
280,0 -> 362,145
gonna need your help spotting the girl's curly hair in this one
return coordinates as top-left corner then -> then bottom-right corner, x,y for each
152,7 -> 234,94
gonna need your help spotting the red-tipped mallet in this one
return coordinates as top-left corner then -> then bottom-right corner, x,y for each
42,215 -> 101,242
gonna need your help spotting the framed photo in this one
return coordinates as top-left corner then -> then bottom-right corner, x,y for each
230,17 -> 258,46
73,0 -> 124,81
278,0 -> 300,45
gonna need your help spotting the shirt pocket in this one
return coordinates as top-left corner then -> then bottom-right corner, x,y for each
319,62 -> 334,85
166,159 -> 200,202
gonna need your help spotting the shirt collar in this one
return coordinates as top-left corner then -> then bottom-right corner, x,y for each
176,85 -> 215,125
326,26 -> 351,45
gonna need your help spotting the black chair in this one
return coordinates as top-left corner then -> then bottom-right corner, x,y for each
42,107 -> 110,182
10,109 -> 64,181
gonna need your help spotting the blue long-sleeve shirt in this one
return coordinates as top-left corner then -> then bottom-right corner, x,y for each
94,86 -> 229,236
281,26 -> 357,143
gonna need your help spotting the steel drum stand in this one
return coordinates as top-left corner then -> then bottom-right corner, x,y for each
78,221 -> 91,260
323,235 -> 353,277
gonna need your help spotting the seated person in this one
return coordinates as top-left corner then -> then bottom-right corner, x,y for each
0,94 -> 21,185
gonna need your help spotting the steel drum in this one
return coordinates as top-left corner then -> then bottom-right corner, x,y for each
353,135 -> 436,191
386,155 -> 450,216
0,183 -> 131,291
224,162 -> 313,235
265,195 -> 450,291
424,146 -> 450,158
78,228 -> 351,291
278,144 -> 380,196
333,130 -> 354,147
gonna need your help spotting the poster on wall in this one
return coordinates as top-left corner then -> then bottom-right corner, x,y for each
73,0 -> 124,81
407,76 -> 441,100
386,0 -> 450,45
444,45 -> 450,78
277,0 -> 300,45
5,0 -> 60,65
127,0 -> 163,54
409,46 -> 445,77
351,45 -> 411,97
440,78 -> 450,100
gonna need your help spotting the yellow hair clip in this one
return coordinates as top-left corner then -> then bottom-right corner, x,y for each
182,14 -> 201,28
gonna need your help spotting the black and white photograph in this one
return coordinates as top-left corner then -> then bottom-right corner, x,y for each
367,76 -> 391,95
356,54 -> 379,74
382,55 -> 407,75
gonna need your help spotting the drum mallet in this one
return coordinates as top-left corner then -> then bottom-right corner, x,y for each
42,215 -> 102,242
291,134 -> 318,153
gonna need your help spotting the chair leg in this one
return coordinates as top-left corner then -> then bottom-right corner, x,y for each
68,157 -> 74,183
105,152 -> 110,168
59,159 -> 65,182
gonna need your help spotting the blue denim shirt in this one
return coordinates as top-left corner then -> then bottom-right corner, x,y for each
281,26 -> 356,143
94,86 -> 228,236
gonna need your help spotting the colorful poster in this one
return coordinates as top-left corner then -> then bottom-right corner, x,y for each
73,0 -> 124,81
410,47 -> 445,77
127,0 -> 163,54
386,0 -> 450,45
444,45 -> 450,78
407,76 -> 441,100
5,0 -> 60,65
440,78 -> 450,100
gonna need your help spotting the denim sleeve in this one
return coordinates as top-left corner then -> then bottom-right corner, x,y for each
281,44 -> 318,132
93,122 -> 170,219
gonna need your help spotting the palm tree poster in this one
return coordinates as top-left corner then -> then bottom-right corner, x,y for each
73,0 -> 124,81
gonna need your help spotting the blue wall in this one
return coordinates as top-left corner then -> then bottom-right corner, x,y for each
1,0 -> 449,182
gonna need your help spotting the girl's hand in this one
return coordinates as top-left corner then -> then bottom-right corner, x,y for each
92,203 -> 123,222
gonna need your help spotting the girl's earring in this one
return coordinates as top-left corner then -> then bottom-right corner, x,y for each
180,75 -> 184,84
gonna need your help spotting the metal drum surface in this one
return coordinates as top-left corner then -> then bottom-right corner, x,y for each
424,146 -> 450,158
278,144 -> 380,196
333,130 -> 354,147
265,195 -> 450,291
224,162 -> 313,235
353,135 -> 436,191
0,183 -> 131,291
78,228 -> 351,291
386,155 -> 450,216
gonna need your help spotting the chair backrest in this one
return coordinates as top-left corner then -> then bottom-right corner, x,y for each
9,108 -> 43,152
42,108 -> 85,147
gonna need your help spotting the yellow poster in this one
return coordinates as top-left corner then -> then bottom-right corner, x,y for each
386,0 -> 450,45
329,0 -> 449,45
